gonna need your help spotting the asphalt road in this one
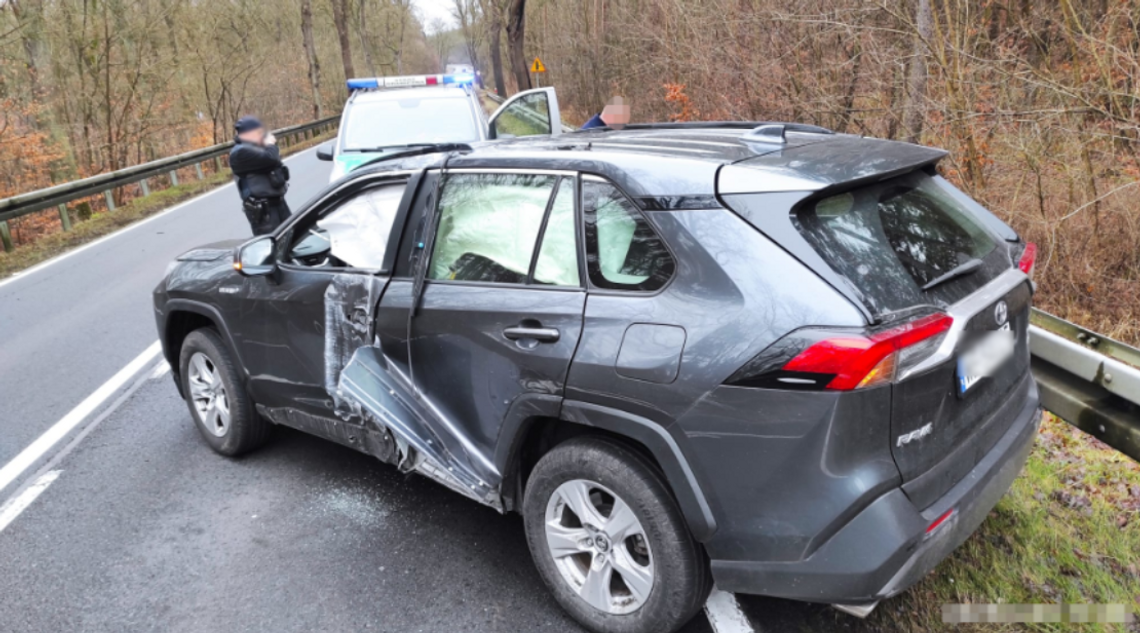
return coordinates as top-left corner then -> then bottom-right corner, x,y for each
0,148 -> 846,633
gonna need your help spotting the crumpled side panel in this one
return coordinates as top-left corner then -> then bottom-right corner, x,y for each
324,274 -> 384,420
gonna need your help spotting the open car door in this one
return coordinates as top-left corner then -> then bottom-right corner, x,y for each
487,87 -> 563,139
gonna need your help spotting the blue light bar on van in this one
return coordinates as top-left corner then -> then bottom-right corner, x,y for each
347,74 -> 475,91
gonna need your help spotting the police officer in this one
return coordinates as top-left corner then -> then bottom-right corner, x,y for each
229,116 -> 291,235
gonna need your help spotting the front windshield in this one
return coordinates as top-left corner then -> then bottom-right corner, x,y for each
341,96 -> 479,150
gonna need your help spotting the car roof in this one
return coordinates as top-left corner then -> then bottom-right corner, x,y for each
349,85 -> 474,105
351,125 -> 948,200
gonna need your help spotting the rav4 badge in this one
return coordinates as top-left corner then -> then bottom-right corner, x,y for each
897,422 -> 934,447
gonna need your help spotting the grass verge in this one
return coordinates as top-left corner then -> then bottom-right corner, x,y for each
0,134 -> 333,281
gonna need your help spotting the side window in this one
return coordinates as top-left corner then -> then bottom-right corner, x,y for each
489,92 -> 552,138
287,183 -> 404,269
533,178 -> 580,286
582,179 -> 675,291
430,174 -> 557,284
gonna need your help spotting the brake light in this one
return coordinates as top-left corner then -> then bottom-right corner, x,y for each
1017,242 -> 1037,279
781,313 -> 953,391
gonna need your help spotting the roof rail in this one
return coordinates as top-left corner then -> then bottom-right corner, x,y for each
616,121 -> 835,134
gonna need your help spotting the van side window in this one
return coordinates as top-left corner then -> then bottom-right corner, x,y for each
582,179 -> 675,291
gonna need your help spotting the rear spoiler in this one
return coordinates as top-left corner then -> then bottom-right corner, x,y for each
719,136 -> 948,196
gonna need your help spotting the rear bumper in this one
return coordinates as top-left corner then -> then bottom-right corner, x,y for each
710,379 -> 1041,604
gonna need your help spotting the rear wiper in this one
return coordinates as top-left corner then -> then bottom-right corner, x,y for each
922,258 -> 983,292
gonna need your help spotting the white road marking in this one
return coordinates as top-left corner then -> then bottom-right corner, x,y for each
0,470 -> 62,533
0,341 -> 162,495
705,588 -> 755,633
150,361 -> 172,379
0,146 -> 318,291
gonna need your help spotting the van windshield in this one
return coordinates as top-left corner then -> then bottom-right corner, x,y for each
342,96 -> 479,150
793,171 -> 1003,314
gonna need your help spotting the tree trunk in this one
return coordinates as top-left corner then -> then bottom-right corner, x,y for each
330,0 -> 355,81
481,0 -> 507,95
358,0 -> 377,76
301,0 -> 324,118
902,0 -> 933,144
506,0 -> 530,92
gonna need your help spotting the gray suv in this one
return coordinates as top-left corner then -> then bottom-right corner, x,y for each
153,122 -> 1042,633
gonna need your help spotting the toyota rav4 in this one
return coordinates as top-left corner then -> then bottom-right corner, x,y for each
154,122 -> 1042,633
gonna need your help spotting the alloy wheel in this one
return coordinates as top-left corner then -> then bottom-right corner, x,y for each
544,479 -> 655,615
187,352 -> 231,437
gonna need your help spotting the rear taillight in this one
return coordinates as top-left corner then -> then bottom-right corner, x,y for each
726,313 -> 953,391
1017,242 -> 1037,279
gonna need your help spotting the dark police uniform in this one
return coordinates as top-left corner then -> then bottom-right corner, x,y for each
229,118 -> 291,236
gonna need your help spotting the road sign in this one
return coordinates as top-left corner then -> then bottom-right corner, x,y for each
530,57 -> 547,73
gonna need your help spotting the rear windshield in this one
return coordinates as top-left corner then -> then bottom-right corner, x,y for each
342,96 -> 479,150
794,171 -> 1003,314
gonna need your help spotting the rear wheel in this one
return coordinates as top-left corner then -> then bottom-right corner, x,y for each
179,328 -> 270,456
523,436 -> 711,633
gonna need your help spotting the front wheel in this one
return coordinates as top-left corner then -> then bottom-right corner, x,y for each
179,328 -> 270,456
523,436 -> 712,633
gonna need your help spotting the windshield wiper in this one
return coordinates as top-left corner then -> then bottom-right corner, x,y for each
344,144 -> 439,153
921,258 -> 983,292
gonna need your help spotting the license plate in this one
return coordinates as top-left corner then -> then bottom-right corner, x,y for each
957,322 -> 1014,394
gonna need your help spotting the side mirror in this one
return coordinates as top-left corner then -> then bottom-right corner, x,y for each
316,142 -> 334,161
234,236 -> 276,277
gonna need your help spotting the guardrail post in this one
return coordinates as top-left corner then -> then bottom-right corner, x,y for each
58,204 -> 72,231
0,221 -> 12,253
169,169 -> 179,186
104,189 -> 116,212
195,162 -> 204,180
214,156 -> 223,173
140,178 -> 150,197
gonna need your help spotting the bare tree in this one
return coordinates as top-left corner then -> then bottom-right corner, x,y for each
301,0 -> 323,118
330,0 -> 356,81
479,0 -> 507,94
505,0 -> 529,92
902,0 -> 933,144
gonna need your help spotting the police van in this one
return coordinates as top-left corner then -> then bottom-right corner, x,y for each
318,73 -> 563,182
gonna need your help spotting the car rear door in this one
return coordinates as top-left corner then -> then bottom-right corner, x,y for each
487,88 -> 564,139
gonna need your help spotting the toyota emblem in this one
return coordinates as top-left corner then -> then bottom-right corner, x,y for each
994,301 -> 1009,326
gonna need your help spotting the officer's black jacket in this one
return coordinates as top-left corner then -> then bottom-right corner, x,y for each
229,138 -> 290,199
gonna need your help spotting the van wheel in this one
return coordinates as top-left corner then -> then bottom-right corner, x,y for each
523,436 -> 711,633
179,328 -> 270,456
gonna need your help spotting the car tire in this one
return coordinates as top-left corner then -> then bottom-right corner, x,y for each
179,328 -> 270,456
523,436 -> 712,633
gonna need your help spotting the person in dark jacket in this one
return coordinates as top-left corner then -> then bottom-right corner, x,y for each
229,116 -> 291,235
581,96 -> 631,130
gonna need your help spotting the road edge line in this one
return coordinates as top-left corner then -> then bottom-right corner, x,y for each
705,587 -> 755,633
0,470 -> 62,533
0,341 -> 162,494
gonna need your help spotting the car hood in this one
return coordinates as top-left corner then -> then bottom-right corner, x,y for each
177,239 -> 245,262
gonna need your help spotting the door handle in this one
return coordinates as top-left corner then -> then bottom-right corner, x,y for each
503,326 -> 561,343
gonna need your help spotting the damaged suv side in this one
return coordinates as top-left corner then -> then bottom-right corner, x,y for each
154,125 -> 1041,633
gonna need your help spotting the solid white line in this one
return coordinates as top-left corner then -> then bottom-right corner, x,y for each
0,341 -> 162,494
705,588 -> 755,633
0,470 -> 61,533
0,146 -> 318,291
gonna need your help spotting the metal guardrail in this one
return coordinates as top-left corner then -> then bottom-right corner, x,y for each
1030,308 -> 1140,461
0,116 -> 340,252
